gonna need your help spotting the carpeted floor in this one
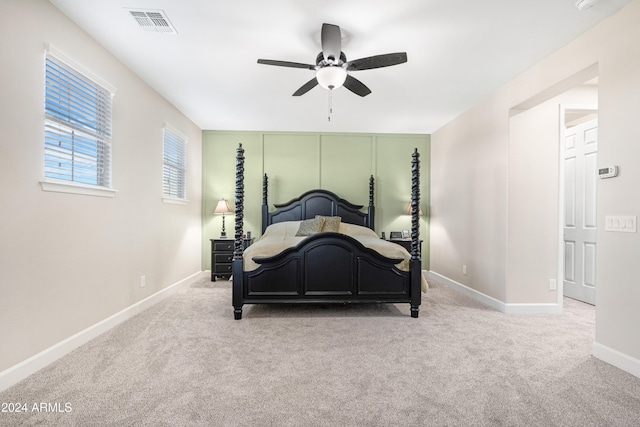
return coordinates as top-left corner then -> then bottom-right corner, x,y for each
1,276 -> 639,426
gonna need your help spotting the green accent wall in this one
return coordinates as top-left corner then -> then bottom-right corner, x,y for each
202,131 -> 430,269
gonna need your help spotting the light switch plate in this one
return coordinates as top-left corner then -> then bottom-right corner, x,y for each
605,215 -> 637,233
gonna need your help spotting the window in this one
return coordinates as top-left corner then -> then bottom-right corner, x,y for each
44,48 -> 113,189
163,126 -> 187,201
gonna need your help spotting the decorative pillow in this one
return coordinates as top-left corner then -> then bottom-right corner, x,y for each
317,215 -> 341,232
295,217 -> 325,236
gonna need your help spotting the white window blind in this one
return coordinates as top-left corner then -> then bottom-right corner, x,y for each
44,52 -> 112,187
163,127 -> 187,199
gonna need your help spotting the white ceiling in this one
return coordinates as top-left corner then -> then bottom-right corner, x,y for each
49,0 -> 630,134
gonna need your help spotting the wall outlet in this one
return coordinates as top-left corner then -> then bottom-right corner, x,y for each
549,279 -> 557,291
140,275 -> 146,287
462,265 -> 467,275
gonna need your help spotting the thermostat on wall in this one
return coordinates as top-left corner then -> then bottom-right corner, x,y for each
598,166 -> 618,179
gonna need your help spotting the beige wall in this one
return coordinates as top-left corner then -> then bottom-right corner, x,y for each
430,99 -> 510,300
431,0 -> 640,370
0,0 -> 202,372
202,131 -> 430,269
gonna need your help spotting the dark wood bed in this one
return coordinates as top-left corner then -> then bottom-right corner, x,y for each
231,144 -> 422,319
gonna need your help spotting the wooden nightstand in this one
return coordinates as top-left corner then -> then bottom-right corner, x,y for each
389,238 -> 422,254
210,238 -> 254,281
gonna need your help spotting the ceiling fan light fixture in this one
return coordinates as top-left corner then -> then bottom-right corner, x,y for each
316,66 -> 347,90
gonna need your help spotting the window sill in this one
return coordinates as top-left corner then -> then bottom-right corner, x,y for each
162,197 -> 188,205
40,179 -> 118,198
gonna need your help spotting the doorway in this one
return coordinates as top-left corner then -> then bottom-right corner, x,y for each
560,106 -> 598,305
507,65 -> 598,312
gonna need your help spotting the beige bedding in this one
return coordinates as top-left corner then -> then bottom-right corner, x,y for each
243,221 -> 428,292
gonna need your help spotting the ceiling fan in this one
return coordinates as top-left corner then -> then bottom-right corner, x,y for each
257,23 -> 407,97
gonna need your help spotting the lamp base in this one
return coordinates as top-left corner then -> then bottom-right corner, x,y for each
220,213 -> 227,238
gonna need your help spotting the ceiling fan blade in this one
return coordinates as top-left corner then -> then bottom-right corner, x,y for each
346,52 -> 408,71
257,59 -> 316,70
292,78 -> 319,96
321,23 -> 341,62
343,75 -> 371,97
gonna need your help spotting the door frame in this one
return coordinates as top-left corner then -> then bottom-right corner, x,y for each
557,104 -> 598,310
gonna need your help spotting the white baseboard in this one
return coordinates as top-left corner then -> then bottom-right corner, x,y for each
593,342 -> 640,379
426,271 -> 506,311
425,271 -> 561,314
0,271 -> 206,392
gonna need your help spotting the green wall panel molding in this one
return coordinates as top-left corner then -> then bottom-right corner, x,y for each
320,135 -> 373,205
263,133 -> 320,203
202,131 -> 430,270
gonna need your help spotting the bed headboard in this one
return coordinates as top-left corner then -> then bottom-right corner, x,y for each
261,174 -> 375,234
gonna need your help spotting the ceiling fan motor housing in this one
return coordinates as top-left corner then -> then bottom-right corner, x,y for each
316,52 -> 347,67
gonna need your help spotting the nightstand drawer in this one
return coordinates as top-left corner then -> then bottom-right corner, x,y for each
215,253 -> 233,263
214,241 -> 233,252
214,263 -> 233,274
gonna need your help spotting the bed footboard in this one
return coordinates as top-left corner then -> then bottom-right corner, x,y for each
243,233 -> 410,301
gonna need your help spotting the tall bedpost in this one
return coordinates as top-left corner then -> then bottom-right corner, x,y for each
410,149 -> 421,260
261,173 -> 269,234
410,148 -> 422,318
232,144 -> 245,320
368,175 -> 375,230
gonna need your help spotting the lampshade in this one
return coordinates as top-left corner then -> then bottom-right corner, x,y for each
404,202 -> 423,216
316,66 -> 347,90
213,199 -> 233,215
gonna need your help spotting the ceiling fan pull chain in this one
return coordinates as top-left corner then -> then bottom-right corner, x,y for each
328,89 -> 333,122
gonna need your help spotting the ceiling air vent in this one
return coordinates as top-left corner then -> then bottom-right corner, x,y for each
127,9 -> 177,34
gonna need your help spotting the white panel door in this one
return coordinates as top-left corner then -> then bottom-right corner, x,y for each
563,119 -> 598,305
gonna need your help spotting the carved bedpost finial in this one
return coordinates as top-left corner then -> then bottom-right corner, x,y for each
367,175 -> 376,230
234,144 -> 245,259
411,148 -> 420,260
263,173 -> 268,206
369,175 -> 374,207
